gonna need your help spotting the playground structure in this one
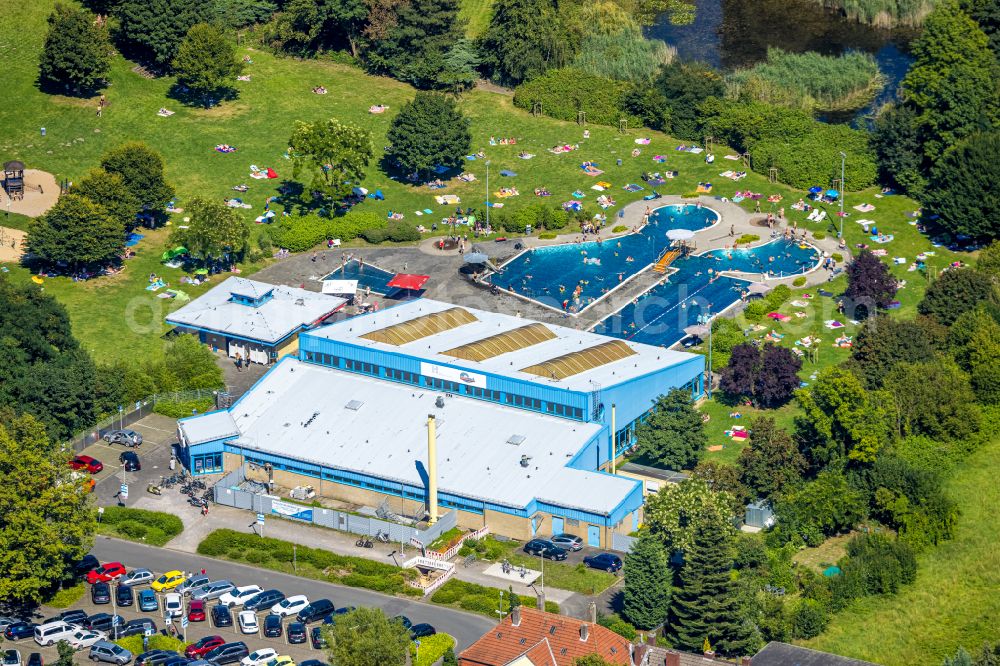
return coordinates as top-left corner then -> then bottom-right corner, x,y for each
3,161 -> 24,200
0,164 -> 59,217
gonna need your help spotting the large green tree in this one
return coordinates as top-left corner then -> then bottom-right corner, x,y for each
269,0 -> 367,55
775,469 -> 866,540
654,61 -> 725,141
634,388 -> 706,470
322,607 -> 410,666
924,132 -> 1000,239
169,198 -> 250,263
289,118 -> 374,204
73,169 -> 142,232
478,0 -> 576,86
172,23 -> 244,106
115,0 -> 211,70
884,359 -> 980,441
100,142 -> 175,213
667,506 -> 751,656
738,417 -> 805,500
38,3 -> 112,94
900,0 -> 1000,166
918,267 -> 996,326
644,478 -> 736,553
386,92 -> 471,178
0,416 -> 96,604
622,530 -> 671,630
849,315 -> 942,389
363,0 -> 464,88
27,195 -> 124,269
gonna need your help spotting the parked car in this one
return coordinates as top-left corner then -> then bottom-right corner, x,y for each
242,590 -> 284,612
119,451 -> 141,472
300,661 -> 329,666
309,626 -> 325,650
202,642 -> 248,665
135,650 -> 174,666
240,648 -> 277,666
188,600 -> 207,622
549,533 -> 584,551
211,605 -> 233,628
393,616 -> 412,630
286,623 -> 307,645
116,619 -> 156,640
522,539 -> 554,556
271,595 -> 308,618
138,590 -> 158,612
526,541 -> 567,561
237,612 -> 258,635
68,629 -> 107,650
86,562 -> 126,584
177,575 -> 210,596
409,624 -> 436,639
104,430 -> 142,447
89,641 -> 131,665
164,593 -> 183,618
583,552 -> 623,572
73,554 -> 100,578
0,619 -> 17,633
297,599 -> 335,624
262,615 -> 282,639
91,582 -> 112,605
33,622 -> 77,647
4,624 -> 36,642
116,584 -> 134,607
122,568 -> 154,587
68,455 -> 104,474
185,636 -> 225,659
262,657 -> 293,666
25,654 -> 41,666
58,611 -> 88,626
220,586 -> 262,608
159,656 -> 187,666
151,571 -> 186,592
84,615 -> 122,634
191,581 -> 235,602
3,650 -> 21,666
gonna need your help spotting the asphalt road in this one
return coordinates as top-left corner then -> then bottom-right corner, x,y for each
90,537 -> 496,650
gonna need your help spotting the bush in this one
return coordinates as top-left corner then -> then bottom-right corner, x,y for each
513,68 -> 641,127
736,233 -> 760,245
790,599 -> 829,639
99,507 -> 184,546
115,634 -> 187,656
411,633 -> 455,666
813,231 -> 826,240
597,614 -> 638,640
47,584 -> 85,608
431,578 -> 559,616
154,397 -> 215,418
268,211 -> 384,251
832,253 -> 844,263
613,225 -> 628,233
793,276 -> 807,287
829,533 -> 917,609
743,299 -> 769,322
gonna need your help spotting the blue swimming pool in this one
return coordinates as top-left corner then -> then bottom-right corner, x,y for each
701,239 -> 820,278
324,259 -> 396,294
491,204 -> 718,310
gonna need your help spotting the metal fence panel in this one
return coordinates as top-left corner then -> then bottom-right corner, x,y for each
611,532 -> 637,553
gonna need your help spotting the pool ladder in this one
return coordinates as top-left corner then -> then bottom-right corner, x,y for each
653,249 -> 681,273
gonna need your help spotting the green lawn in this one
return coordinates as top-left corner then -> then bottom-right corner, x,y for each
803,435 -> 1000,665
460,0 -> 494,36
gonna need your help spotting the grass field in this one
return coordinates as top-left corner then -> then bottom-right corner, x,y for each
803,435 -> 1000,665
460,0 -> 494,36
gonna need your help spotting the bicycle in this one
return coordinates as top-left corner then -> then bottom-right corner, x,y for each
356,537 -> 373,548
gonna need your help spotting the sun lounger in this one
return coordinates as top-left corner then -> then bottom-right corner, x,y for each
807,209 -> 821,221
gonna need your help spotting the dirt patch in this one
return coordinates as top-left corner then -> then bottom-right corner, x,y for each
0,226 -> 25,262
1,169 -> 59,217
793,531 -> 857,572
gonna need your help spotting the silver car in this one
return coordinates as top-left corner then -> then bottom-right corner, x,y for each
89,640 -> 131,665
190,580 -> 235,601
122,568 -> 154,587
550,533 -> 584,551
103,429 -> 142,447
177,575 -> 210,596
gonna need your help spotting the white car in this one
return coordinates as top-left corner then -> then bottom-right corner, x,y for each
220,585 -> 263,608
241,648 -> 278,666
271,595 -> 308,617
164,593 -> 184,618
68,630 -> 107,650
237,611 -> 259,634
121,568 -> 154,587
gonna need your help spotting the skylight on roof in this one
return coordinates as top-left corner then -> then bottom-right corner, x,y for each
360,307 -> 477,345
507,435 -> 526,445
520,340 -> 637,380
345,400 -> 364,411
441,323 -> 556,361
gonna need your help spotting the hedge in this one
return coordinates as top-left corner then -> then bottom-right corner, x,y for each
743,283 -> 792,322
411,633 -> 455,666
115,635 -> 187,655
98,507 -> 184,546
513,68 -> 641,127
154,397 -> 215,419
736,233 -> 760,245
793,276 -> 807,287
267,211 -> 387,252
197,529 -> 421,596
359,222 -> 421,244
430,579 -> 559,617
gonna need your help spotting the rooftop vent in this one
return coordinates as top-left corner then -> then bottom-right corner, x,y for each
435,396 -> 445,408
295,298 -> 305,306
520,455 -> 531,468
345,400 -> 364,411
507,434 -> 526,446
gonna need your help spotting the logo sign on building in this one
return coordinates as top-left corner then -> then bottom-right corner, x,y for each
271,500 -> 313,522
420,362 -> 486,388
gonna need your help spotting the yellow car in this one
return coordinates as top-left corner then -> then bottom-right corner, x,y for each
151,570 -> 186,592
264,657 -> 295,666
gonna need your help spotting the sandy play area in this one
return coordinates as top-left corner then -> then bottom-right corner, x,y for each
0,226 -> 25,262
1,169 -> 59,217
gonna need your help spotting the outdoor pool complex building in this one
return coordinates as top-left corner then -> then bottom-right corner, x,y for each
178,299 -> 705,547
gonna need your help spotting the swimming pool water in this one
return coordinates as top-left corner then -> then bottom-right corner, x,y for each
490,204 -> 718,310
324,259 -> 396,294
701,240 -> 819,278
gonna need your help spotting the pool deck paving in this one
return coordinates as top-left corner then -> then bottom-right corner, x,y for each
251,197 -> 849,344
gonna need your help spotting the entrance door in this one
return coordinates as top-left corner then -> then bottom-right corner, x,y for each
530,517 -> 538,536
587,525 -> 601,548
551,516 -> 564,536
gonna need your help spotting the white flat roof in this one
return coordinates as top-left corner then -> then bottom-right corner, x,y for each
167,277 -> 345,344
305,299 -> 699,392
181,358 -> 638,515
181,409 -> 238,446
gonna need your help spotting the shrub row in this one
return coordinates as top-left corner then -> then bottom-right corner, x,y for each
115,635 -> 187,655
513,68 -> 641,127
154,398 -> 215,419
430,579 -> 559,617
98,507 -> 184,546
744,283 -> 792,322
267,211 -> 387,252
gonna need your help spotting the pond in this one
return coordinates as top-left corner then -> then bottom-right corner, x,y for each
645,0 -> 917,124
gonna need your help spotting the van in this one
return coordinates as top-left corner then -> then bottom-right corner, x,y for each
34,621 -> 77,646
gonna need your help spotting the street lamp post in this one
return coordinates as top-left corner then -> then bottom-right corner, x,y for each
485,161 -> 491,233
839,151 -> 846,238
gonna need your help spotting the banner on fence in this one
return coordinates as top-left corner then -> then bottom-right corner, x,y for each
271,499 -> 313,522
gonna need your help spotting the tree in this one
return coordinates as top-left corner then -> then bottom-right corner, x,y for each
0,416 -> 96,604
720,343 -> 801,408
925,132 -> 1000,239
574,656 -> 619,666
289,118 -> 374,204
164,335 -> 224,390
918,268 -> 996,325
100,142 -> 175,213
322,607 -> 410,666
442,647 -> 458,666
438,40 -> 480,92
386,93 -> 471,178
73,169 -> 142,232
692,460 -> 750,507
634,389 -> 706,470
845,250 -> 897,312
963,0 -> 1000,56
645,478 -> 737,554
775,469 -> 866,539
790,599 -> 829,640
738,417 -> 805,500
269,0 -> 367,55
169,198 -> 249,263
27,195 -> 124,269
653,61 -> 725,141
667,506 -> 751,656
621,530 -> 671,630
849,316 -> 942,389
794,367 -> 893,467
900,0 -> 1000,166
870,103 -> 926,197
885,359 -> 980,441
172,23 -> 243,106
116,0 -> 212,70
55,641 -> 76,666
38,4 -> 111,94
363,0 -> 464,88
478,0 -> 576,86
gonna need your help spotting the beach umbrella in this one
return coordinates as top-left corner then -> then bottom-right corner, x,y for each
194,268 -> 209,275
826,189 -> 839,198
747,282 -> 773,296
683,324 -> 710,338
464,252 -> 489,264
809,186 -> 823,194
666,229 -> 695,241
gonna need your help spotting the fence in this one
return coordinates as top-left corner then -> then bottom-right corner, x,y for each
213,465 -> 459,544
427,525 -> 490,561
402,556 -> 456,596
611,532 -> 638,553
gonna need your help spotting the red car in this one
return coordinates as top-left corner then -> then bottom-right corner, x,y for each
68,455 -> 104,474
85,562 -> 126,584
187,599 -> 206,622
184,635 -> 224,658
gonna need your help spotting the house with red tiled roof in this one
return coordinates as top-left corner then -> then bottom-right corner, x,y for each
459,607 -> 634,666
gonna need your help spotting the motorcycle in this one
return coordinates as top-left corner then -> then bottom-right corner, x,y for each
188,496 -> 208,508
356,537 -> 373,548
